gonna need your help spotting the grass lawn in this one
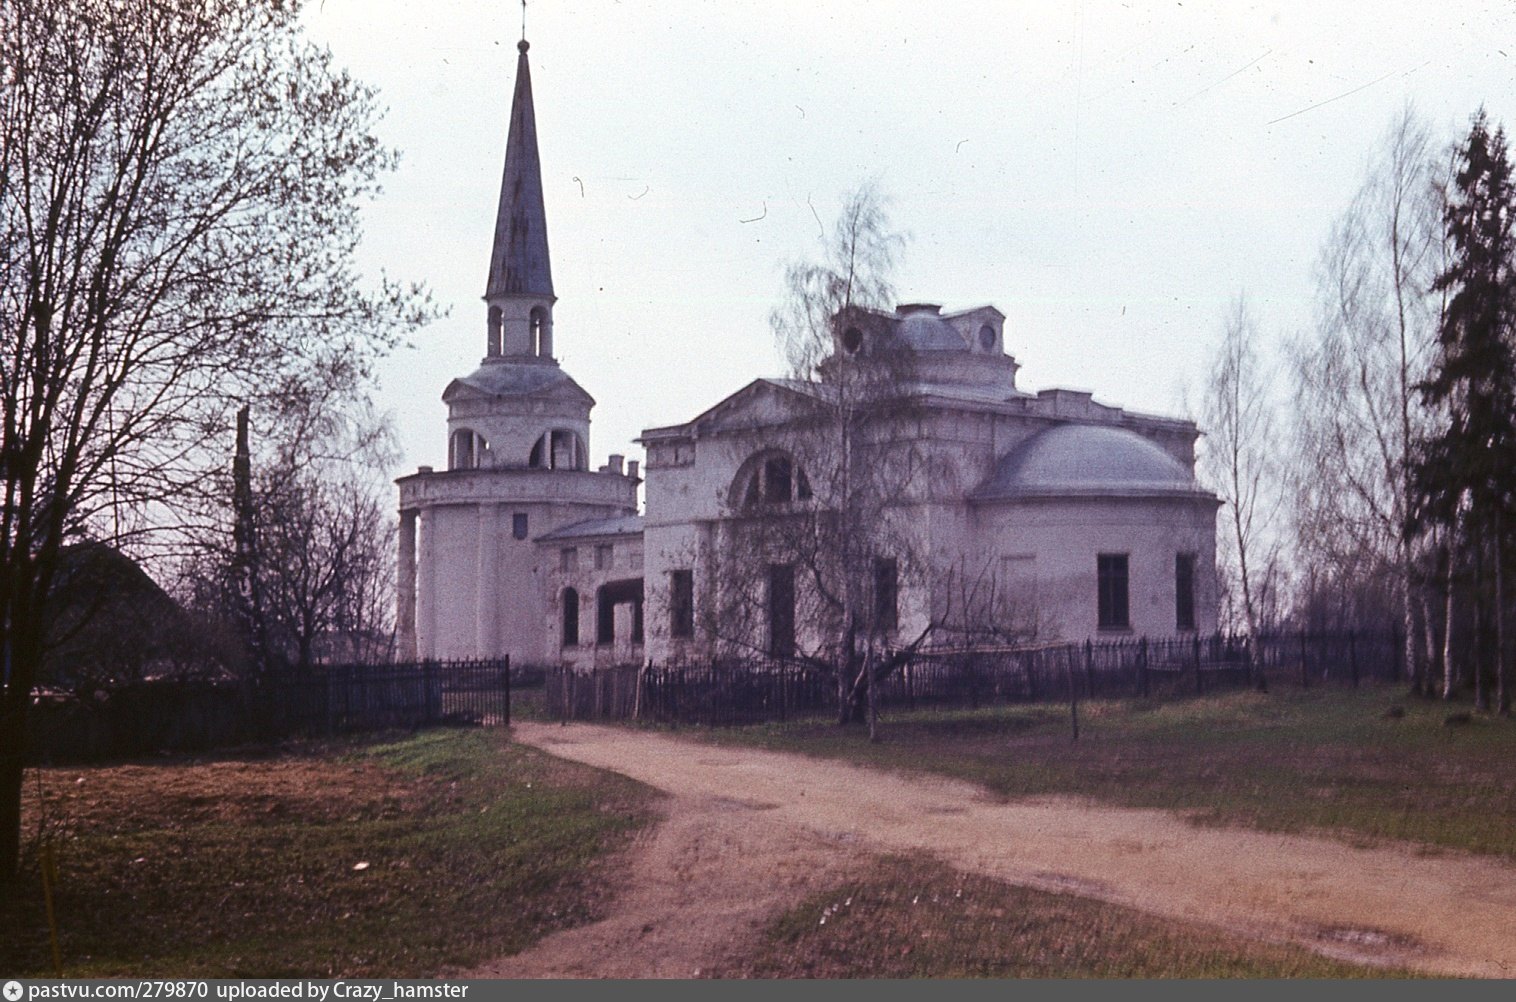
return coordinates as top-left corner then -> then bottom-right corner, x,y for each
713,854 -> 1419,978
696,683 -> 1516,859
3,728 -> 657,977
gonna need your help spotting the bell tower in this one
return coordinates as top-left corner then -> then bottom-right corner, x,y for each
396,31 -> 640,666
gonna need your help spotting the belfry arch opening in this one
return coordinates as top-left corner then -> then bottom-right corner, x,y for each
529,306 -> 551,357
449,428 -> 488,470
529,428 -> 587,470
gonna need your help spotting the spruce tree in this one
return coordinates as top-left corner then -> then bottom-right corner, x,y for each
1413,109 -> 1516,713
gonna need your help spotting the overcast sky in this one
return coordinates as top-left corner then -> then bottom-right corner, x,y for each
301,0 -> 1516,486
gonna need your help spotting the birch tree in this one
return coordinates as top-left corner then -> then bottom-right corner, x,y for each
1293,106 -> 1446,689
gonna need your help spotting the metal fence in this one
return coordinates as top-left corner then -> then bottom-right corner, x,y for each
544,630 -> 1404,726
26,658 -> 511,764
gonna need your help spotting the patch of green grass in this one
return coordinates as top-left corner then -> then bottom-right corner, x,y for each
697,684 -> 1516,858
715,854 -> 1419,978
4,728 -> 656,977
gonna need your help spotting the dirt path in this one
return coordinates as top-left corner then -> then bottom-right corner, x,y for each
471,721 -> 1516,979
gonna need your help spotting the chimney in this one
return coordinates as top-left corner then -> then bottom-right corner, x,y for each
607,453 -> 624,475
626,460 -> 640,480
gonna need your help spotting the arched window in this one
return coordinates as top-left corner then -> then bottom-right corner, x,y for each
561,587 -> 579,647
529,306 -> 546,356
733,450 -> 812,508
978,324 -> 996,351
450,428 -> 487,470
528,428 -> 587,470
487,305 -> 503,355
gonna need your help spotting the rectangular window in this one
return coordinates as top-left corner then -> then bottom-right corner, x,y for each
1175,552 -> 1197,631
670,569 -> 694,639
561,588 -> 579,647
1097,553 -> 1130,630
595,544 -> 613,570
767,563 -> 795,658
512,512 -> 529,540
873,557 -> 898,631
560,547 -> 577,573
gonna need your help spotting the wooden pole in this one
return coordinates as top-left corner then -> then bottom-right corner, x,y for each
1066,647 -> 1080,742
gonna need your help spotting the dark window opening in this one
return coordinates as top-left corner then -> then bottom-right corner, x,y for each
450,429 -> 485,471
512,512 -> 529,540
561,588 -> 579,647
670,569 -> 694,639
596,579 -> 645,646
764,456 -> 792,503
739,452 -> 811,508
1097,554 -> 1130,630
768,563 -> 795,658
1175,552 -> 1197,631
978,324 -> 996,351
529,306 -> 545,355
529,428 -> 586,470
841,326 -> 864,353
595,544 -> 613,570
873,557 -> 898,631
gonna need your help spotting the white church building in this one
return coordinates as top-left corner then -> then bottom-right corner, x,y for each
395,39 -> 1221,669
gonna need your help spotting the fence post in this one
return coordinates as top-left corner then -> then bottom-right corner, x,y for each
1065,646 -> 1079,742
1138,636 -> 1150,698
1299,630 -> 1309,689
502,655 -> 511,727
1084,639 -> 1096,699
1349,630 -> 1359,688
1193,635 -> 1203,695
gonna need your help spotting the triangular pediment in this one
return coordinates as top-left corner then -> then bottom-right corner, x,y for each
676,378 -> 828,437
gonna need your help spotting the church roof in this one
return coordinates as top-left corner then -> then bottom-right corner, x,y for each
538,513 -> 644,541
445,359 -> 591,402
896,311 -> 968,351
485,40 -> 553,300
973,423 -> 1216,502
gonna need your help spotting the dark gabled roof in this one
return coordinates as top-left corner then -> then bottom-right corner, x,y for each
485,40 -> 553,300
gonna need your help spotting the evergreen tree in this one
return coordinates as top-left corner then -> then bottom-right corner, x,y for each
1412,109 -> 1516,713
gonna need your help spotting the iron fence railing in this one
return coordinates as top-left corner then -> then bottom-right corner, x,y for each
544,630 -> 1404,726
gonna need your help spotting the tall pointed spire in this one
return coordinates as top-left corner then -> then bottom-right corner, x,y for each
486,39 -> 553,302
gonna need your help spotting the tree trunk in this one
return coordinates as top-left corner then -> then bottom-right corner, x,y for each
1419,589 -> 1440,698
1474,539 -> 1489,712
1401,539 -> 1420,695
1443,535 -> 1458,701
1496,508 -> 1509,715
0,703 -> 24,885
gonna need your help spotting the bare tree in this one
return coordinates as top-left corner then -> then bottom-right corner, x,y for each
0,0 -> 427,881
1201,296 -> 1281,639
186,398 -> 398,673
1293,105 -> 1447,690
704,184 -> 941,736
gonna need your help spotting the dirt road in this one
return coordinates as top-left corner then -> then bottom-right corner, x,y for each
470,721 -> 1516,978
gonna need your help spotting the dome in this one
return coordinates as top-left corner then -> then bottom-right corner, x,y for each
974,424 -> 1212,500
450,359 -> 572,398
896,312 -> 967,352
